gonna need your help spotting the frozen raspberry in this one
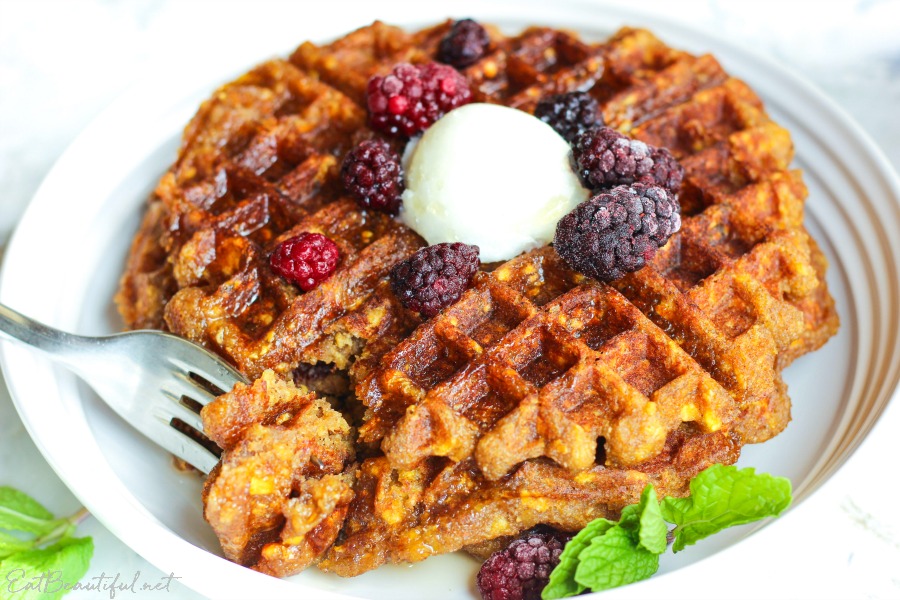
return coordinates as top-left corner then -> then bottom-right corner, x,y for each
437,19 -> 490,68
534,91 -> 602,143
341,139 -> 404,214
554,183 -> 681,282
270,232 -> 339,291
476,531 -> 568,600
390,243 -> 480,318
367,62 -> 473,138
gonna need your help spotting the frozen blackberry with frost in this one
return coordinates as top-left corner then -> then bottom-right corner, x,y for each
534,91 -> 601,143
572,126 -> 685,196
341,139 -> 404,214
646,146 -> 684,195
476,531 -> 568,600
390,243 -> 480,318
438,19 -> 490,68
572,126 -> 654,189
367,62 -> 472,138
554,183 -> 681,282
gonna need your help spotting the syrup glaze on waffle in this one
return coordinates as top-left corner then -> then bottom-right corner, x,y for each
116,21 -> 838,577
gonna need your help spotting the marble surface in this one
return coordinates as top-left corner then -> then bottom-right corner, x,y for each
1,1 -> 899,599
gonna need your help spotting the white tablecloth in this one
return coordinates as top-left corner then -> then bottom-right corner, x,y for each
1,1 -> 899,599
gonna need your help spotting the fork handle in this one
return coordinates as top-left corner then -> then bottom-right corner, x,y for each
0,302 -> 92,365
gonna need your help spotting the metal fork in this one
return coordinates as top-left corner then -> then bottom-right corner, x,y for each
0,302 -> 246,473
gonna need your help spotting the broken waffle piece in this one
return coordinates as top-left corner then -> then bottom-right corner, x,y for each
201,370 -> 356,577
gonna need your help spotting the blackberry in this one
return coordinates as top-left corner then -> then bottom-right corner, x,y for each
475,531 -> 568,600
390,243 -> 480,318
367,62 -> 472,138
554,183 -> 681,282
646,146 -> 685,195
341,139 -> 404,214
438,19 -> 490,68
270,232 -> 340,291
572,126 -> 654,190
534,91 -> 602,143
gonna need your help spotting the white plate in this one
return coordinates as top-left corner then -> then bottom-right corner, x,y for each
2,2 -> 899,599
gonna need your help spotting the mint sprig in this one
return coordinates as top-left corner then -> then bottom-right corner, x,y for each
542,465 -> 791,599
0,486 -> 93,600
544,485 -> 667,598
661,465 -> 792,552
573,525 -> 659,592
633,484 -> 667,554
543,518 -> 615,599
574,486 -> 669,592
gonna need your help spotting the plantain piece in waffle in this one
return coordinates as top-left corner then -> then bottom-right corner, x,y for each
116,20 -> 839,578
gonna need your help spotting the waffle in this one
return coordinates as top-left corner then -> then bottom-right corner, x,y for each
200,370 -> 355,576
116,20 -> 839,578
116,56 -> 424,387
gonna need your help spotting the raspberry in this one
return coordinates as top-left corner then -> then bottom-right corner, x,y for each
476,531 -> 568,600
270,232 -> 340,291
534,91 -> 602,143
341,139 -> 404,214
437,19 -> 490,68
367,62 -> 473,138
390,243 -> 479,318
554,183 -> 681,282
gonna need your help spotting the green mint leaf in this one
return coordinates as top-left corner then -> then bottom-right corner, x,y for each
573,525 -> 659,592
542,518 -> 614,599
0,487 -> 59,536
660,464 -> 792,552
616,502 -> 640,532
0,536 -> 93,600
0,531 -> 33,560
636,485 -> 667,554
612,486 -> 667,555
544,486 -> 667,598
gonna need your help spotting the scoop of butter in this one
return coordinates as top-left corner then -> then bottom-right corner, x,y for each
400,103 -> 589,262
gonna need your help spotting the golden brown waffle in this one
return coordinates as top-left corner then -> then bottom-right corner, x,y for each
200,371 -> 355,576
117,21 -> 838,577
116,55 -> 425,389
